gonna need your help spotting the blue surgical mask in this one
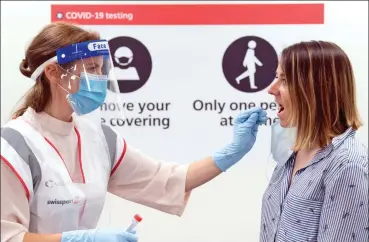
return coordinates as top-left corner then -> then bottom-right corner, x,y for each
271,121 -> 296,166
66,72 -> 108,116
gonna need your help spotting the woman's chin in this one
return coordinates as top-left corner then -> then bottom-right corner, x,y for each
279,120 -> 288,128
279,118 -> 296,128
277,112 -> 293,128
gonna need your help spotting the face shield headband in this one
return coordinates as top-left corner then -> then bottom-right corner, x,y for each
29,40 -> 114,116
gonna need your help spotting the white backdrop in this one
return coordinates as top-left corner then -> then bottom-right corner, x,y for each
1,1 -> 368,242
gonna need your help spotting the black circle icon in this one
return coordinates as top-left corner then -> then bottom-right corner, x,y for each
222,36 -> 278,93
108,36 -> 152,93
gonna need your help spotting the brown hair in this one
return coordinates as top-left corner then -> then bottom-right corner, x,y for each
12,22 -> 100,119
280,40 -> 362,150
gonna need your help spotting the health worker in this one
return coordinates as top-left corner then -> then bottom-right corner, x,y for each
260,41 -> 368,242
1,22 -> 267,242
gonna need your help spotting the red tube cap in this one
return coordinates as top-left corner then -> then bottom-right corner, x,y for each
134,214 -> 143,222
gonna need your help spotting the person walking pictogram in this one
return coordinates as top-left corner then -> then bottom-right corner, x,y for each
235,40 -> 263,89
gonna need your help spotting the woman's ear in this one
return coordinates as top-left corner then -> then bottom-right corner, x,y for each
44,63 -> 62,85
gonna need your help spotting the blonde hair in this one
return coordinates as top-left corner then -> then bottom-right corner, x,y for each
280,40 -> 362,150
12,22 -> 100,119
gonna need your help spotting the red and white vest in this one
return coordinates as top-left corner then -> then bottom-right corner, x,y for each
1,117 -> 121,233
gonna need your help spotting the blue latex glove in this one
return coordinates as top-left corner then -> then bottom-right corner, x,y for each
61,228 -> 137,242
213,107 -> 268,172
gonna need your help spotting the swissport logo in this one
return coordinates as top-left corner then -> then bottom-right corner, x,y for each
47,197 -> 81,206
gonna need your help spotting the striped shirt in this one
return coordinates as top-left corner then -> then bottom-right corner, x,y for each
260,127 -> 369,242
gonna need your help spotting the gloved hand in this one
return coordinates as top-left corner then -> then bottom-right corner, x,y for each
213,107 -> 267,172
61,228 -> 138,242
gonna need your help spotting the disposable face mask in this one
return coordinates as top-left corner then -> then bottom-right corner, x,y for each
115,56 -> 132,66
270,121 -> 296,166
61,72 -> 108,116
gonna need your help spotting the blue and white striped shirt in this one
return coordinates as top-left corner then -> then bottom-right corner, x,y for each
260,127 -> 368,242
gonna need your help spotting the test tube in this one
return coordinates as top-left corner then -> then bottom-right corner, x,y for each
126,214 -> 143,232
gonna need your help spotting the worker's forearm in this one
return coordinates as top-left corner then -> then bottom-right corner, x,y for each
185,156 -> 222,192
23,232 -> 62,242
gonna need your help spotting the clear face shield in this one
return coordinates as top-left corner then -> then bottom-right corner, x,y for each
30,40 -> 123,123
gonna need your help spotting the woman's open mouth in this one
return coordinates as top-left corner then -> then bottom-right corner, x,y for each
278,104 -> 284,113
277,103 -> 285,117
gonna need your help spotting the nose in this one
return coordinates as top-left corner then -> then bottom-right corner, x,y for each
267,80 -> 278,96
95,67 -> 103,76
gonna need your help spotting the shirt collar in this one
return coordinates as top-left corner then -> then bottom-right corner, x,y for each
332,127 -> 356,148
286,127 -> 356,169
308,127 -> 356,166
